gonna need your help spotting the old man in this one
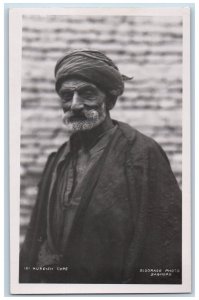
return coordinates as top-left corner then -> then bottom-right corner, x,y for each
20,50 -> 181,284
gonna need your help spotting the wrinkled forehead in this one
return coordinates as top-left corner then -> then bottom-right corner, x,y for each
58,78 -> 102,93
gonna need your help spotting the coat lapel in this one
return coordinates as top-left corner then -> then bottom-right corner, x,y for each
46,142 -> 70,251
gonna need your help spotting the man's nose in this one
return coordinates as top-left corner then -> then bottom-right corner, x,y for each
71,92 -> 84,111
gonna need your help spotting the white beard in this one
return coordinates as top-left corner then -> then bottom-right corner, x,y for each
62,103 -> 107,133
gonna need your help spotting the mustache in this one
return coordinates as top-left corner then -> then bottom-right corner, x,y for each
63,108 -> 101,122
62,104 -> 100,113
65,110 -> 88,121
64,106 -> 100,116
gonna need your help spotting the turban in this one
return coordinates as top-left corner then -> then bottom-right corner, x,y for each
55,49 -> 132,108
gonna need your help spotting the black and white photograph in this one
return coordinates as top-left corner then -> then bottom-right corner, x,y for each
9,7 -> 191,294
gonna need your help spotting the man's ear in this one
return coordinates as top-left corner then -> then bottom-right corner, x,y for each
106,95 -> 117,110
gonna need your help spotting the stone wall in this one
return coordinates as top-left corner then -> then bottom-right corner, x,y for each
20,14 -> 182,245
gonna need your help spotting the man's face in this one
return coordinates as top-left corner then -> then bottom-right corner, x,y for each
58,79 -> 107,132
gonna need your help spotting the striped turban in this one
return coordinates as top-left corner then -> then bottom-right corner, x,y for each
54,49 -> 132,108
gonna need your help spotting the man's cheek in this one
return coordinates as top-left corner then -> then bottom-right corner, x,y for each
83,99 -> 104,110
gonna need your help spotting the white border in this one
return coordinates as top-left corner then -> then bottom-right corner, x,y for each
9,7 -> 191,295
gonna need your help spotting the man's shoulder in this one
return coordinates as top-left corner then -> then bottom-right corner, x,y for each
116,120 -> 170,165
45,141 -> 68,164
55,140 -> 69,155
116,120 -> 160,151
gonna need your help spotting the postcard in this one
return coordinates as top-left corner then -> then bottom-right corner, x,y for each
9,6 -> 191,294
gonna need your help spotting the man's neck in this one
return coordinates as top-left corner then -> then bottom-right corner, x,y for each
71,116 -> 114,151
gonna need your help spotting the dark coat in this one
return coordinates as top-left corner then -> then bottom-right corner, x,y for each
19,121 -> 182,284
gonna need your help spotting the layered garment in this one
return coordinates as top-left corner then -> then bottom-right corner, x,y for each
19,121 -> 182,284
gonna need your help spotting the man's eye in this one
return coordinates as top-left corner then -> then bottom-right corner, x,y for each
62,92 -> 73,102
81,89 -> 95,98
